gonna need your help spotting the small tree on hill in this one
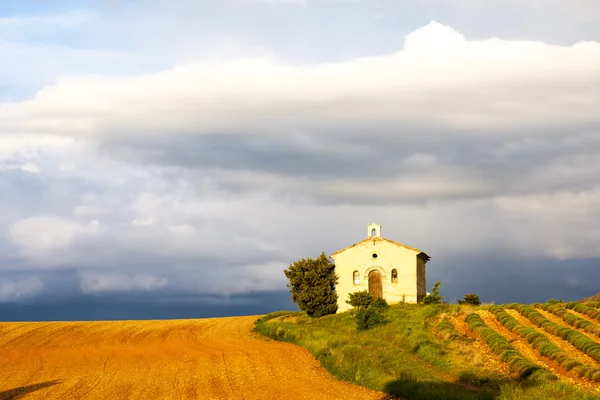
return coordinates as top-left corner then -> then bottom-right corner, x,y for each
345,290 -> 389,330
458,293 -> 481,306
370,297 -> 389,312
346,290 -> 374,309
356,306 -> 388,330
423,281 -> 444,304
284,252 -> 339,317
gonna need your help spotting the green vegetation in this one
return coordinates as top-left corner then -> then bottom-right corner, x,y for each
490,306 -> 600,382
465,312 -> 555,381
253,303 -> 600,400
371,297 -> 389,312
283,252 -> 338,317
565,302 -> 600,322
537,303 -> 600,338
436,319 -> 462,340
422,281 -> 444,304
459,293 -> 482,306
586,301 -> 600,309
346,290 -> 374,309
355,305 -> 388,330
346,291 -> 389,330
510,304 -> 600,362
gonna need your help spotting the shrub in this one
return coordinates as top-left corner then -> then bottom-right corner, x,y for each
436,319 -> 462,340
356,306 -> 388,330
423,281 -> 444,305
546,298 -> 564,304
370,297 -> 389,312
346,290 -> 374,309
284,252 -> 338,317
458,293 -> 481,306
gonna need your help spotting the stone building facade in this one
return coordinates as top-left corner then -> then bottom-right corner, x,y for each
330,223 -> 430,313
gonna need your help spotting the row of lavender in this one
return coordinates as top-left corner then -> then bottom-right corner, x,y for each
436,302 -> 600,383
499,304 -> 600,382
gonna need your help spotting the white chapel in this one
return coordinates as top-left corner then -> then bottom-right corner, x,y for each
329,223 -> 430,313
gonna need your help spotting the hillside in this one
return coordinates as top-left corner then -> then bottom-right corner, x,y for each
253,301 -> 600,400
0,316 -> 387,400
582,292 -> 600,302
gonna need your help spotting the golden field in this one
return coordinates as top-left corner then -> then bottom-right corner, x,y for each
0,316 -> 387,400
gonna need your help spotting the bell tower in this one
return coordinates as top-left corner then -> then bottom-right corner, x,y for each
367,223 -> 381,238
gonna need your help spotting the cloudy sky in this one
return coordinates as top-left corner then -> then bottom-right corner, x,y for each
1,0 -> 600,320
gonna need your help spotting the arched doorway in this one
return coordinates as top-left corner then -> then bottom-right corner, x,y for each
368,270 -> 383,299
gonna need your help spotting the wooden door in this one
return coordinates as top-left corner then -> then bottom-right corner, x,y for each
368,270 -> 383,299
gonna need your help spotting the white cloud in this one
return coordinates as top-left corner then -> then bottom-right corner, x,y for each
494,189 -> 600,259
0,277 -> 45,302
255,0 -> 306,3
73,206 -> 111,218
204,262 -> 289,295
6,188 -> 288,271
79,272 -> 167,293
0,135 -> 74,161
1,21 -> 599,141
0,10 -> 94,30
0,162 -> 40,174
9,216 -> 106,265
1,19 -> 600,301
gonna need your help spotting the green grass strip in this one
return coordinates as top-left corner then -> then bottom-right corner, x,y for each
490,306 -> 600,382
464,313 -> 555,381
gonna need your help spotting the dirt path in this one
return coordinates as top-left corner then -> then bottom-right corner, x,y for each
0,317 -> 388,400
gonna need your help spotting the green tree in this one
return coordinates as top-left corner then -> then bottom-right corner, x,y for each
284,252 -> 339,317
423,281 -> 444,304
458,293 -> 481,306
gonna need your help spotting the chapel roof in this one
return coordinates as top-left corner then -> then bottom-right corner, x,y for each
329,236 -> 430,261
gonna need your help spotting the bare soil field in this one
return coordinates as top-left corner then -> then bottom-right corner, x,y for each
0,316 -> 387,400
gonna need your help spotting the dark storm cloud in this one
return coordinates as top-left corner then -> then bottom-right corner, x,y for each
0,168 -> 106,222
2,256 -> 599,321
432,257 -> 600,305
99,124 -> 600,207
0,290 -> 296,321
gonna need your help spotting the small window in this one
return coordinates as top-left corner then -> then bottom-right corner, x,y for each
372,253 -> 378,259
353,271 -> 360,285
391,269 -> 398,283
371,228 -> 376,237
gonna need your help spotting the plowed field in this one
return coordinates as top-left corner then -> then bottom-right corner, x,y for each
0,317 -> 387,400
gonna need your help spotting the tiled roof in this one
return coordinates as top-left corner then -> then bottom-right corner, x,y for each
329,236 -> 430,260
